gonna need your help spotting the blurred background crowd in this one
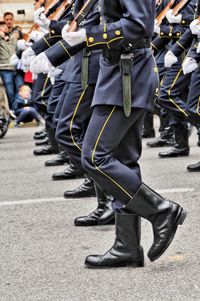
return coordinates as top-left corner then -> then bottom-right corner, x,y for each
0,4 -> 43,130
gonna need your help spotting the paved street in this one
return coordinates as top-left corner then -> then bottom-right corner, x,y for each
0,123 -> 199,301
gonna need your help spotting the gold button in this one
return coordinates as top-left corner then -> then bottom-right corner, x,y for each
115,30 -> 121,36
88,37 -> 94,43
176,32 -> 180,36
168,33 -> 172,37
51,30 -> 55,34
103,33 -> 107,39
182,20 -> 185,24
160,32 -> 164,36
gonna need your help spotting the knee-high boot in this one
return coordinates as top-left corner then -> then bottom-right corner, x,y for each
125,183 -> 187,261
85,213 -> 144,268
74,184 -> 115,226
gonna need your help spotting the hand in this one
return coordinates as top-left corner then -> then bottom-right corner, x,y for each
197,41 -> 200,54
61,23 -> 69,40
48,68 -> 63,84
182,57 -> 198,74
154,19 -> 160,34
33,7 -> 50,30
166,9 -> 182,24
17,39 -> 32,51
0,31 -> 5,38
10,53 -> 20,66
21,47 -> 36,72
164,50 -> 178,68
62,28 -> 86,46
190,19 -> 200,36
29,56 -> 38,80
29,30 -> 44,42
30,52 -> 54,75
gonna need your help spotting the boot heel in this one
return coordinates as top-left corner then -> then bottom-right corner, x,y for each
177,209 -> 187,225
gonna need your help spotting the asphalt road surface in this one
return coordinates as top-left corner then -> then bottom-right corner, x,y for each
0,124 -> 199,301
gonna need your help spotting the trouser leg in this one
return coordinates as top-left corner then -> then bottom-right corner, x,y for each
82,105 -> 144,204
56,83 -> 95,169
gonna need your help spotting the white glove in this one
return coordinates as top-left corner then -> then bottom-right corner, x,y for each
33,7 -> 50,30
48,68 -> 63,84
61,23 -> 69,40
17,39 -> 32,50
190,19 -> 200,36
30,52 -> 54,75
154,19 -> 160,34
29,30 -> 44,42
164,50 -> 178,68
29,57 -> 38,80
182,57 -> 198,74
21,47 -> 36,72
62,28 -> 86,46
197,41 -> 200,54
10,53 -> 20,66
166,9 -> 182,24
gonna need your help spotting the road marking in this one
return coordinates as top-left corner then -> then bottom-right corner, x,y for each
0,188 -> 195,207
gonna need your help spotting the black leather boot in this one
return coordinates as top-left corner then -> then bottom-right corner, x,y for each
74,184 -> 115,226
33,130 -> 47,140
158,124 -> 190,158
35,137 -> 49,146
142,112 -> 155,138
146,127 -> 174,147
52,163 -> 84,180
187,161 -> 200,172
64,176 -> 96,198
45,151 -> 70,166
125,183 -> 187,261
85,213 -> 144,268
197,125 -> 200,147
33,127 -> 59,156
74,200 -> 105,226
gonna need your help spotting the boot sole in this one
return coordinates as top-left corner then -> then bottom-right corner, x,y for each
148,209 -> 187,262
85,261 -> 144,269
159,154 -> 189,158
98,216 -> 115,226
52,175 -> 84,181
45,162 -> 67,166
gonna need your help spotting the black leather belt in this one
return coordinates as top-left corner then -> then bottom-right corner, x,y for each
102,38 -> 151,65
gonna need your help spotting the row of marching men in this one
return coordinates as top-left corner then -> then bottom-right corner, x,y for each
144,0 -> 200,172
10,0 -> 199,268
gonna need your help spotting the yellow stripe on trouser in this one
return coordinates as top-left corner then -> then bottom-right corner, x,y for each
69,86 -> 88,152
41,75 -> 49,107
91,106 -> 133,199
197,96 -> 200,116
168,68 -> 188,117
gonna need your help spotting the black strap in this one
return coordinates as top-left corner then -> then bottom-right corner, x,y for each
76,0 -> 97,26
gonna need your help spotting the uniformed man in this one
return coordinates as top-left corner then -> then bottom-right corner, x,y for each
61,0 -> 187,268
157,0 -> 196,158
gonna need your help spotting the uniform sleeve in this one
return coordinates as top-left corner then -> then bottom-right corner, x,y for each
85,0 -> 155,49
31,11 -> 73,55
170,29 -> 194,57
31,31 -> 62,55
45,40 -> 86,66
187,38 -> 200,62
151,36 -> 170,55
159,1 -> 195,39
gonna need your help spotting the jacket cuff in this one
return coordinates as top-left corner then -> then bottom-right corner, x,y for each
86,24 -> 124,49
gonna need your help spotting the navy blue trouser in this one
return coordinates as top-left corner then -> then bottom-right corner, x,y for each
32,74 -> 52,118
82,105 -> 145,206
159,62 -> 191,121
186,68 -> 200,125
56,83 -> 95,168
46,72 -> 66,130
